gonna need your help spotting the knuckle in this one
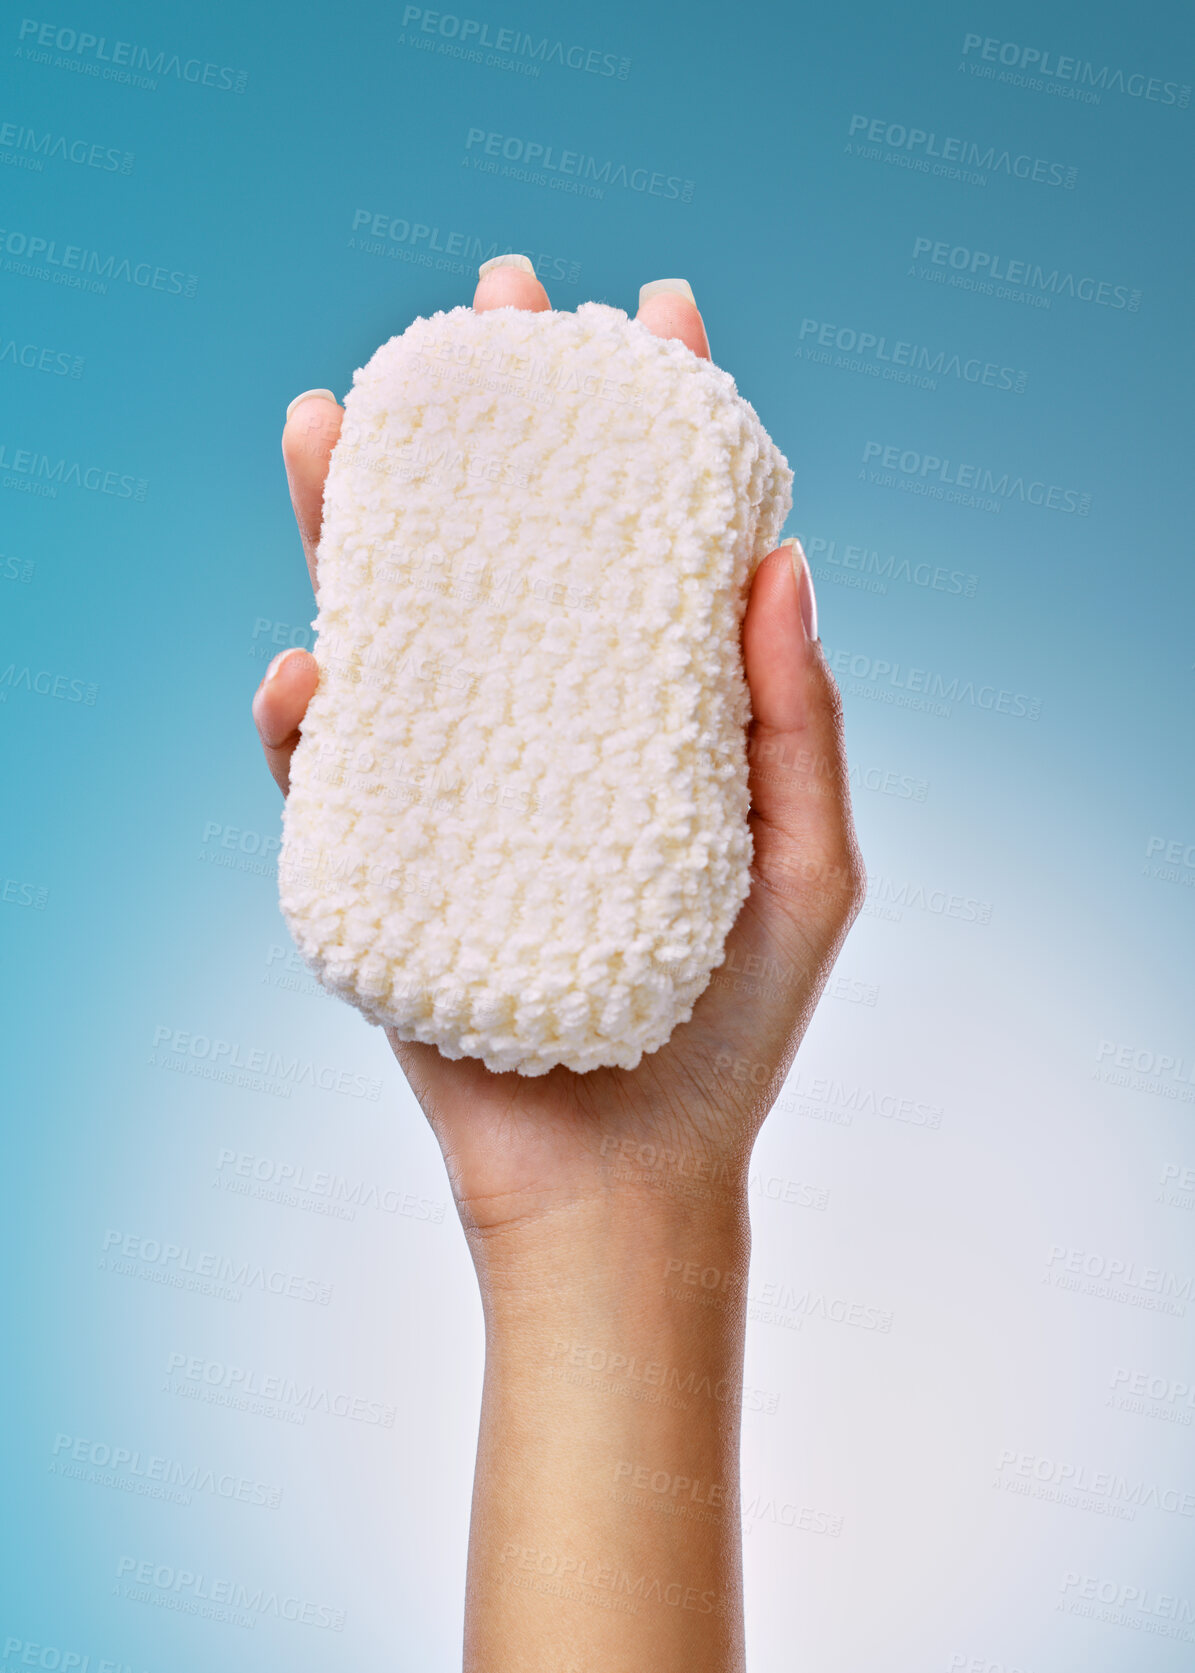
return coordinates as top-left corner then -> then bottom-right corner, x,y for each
814,838 -> 868,924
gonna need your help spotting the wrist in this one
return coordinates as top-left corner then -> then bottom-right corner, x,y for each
463,1174 -> 751,1673
466,1179 -> 751,1331
457,1123 -> 752,1266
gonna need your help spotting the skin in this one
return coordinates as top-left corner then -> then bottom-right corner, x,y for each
254,265 -> 865,1671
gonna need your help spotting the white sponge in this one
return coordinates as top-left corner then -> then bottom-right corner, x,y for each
278,302 -> 791,1075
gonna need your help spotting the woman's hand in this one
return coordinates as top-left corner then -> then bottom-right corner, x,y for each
254,260 -> 864,1248
254,260 -> 866,1672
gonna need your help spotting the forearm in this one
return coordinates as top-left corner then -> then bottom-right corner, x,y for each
462,1182 -> 752,1673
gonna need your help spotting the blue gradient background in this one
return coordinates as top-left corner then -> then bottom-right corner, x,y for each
2,0 -> 1193,1667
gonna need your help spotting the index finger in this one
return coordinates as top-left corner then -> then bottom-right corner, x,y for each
281,390 -> 344,594
281,261 -> 550,593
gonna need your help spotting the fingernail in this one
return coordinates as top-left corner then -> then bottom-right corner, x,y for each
478,253 -> 535,279
285,389 -> 338,423
263,648 -> 303,684
639,278 -> 695,307
779,537 -> 818,642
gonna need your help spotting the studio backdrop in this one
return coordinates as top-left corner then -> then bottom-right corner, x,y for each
2,1 -> 1193,1669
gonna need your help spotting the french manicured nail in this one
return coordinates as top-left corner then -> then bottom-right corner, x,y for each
779,537 -> 818,642
285,389 -> 338,423
639,278 -> 696,306
263,648 -> 304,684
478,253 -> 536,278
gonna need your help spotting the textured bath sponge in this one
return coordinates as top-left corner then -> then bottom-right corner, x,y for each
278,301 -> 792,1075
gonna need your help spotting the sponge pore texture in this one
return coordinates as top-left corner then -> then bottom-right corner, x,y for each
279,301 -> 792,1074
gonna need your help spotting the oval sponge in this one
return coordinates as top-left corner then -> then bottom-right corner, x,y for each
278,301 -> 792,1075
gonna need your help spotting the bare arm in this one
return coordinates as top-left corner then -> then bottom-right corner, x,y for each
255,258 -> 863,1670
465,1186 -> 750,1671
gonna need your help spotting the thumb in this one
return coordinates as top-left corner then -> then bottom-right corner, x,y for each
741,540 -> 867,944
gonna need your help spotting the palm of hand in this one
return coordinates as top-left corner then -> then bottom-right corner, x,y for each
254,265 -> 864,1237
